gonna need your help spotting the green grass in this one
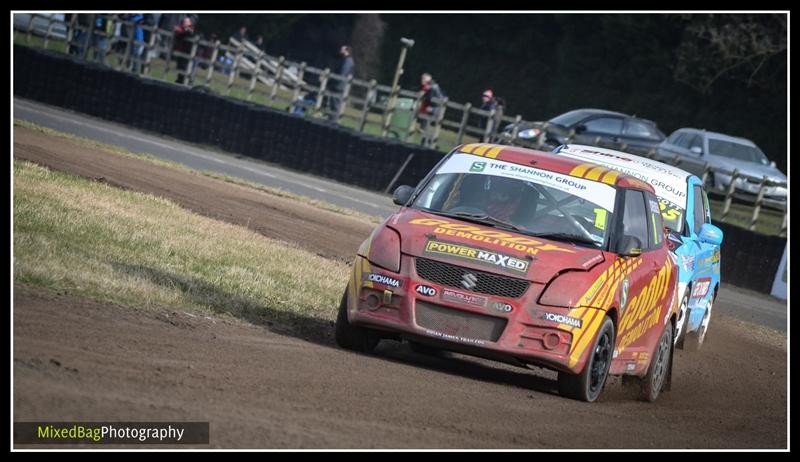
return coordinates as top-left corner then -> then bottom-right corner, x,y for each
14,119 -> 383,224
14,160 -> 352,335
708,198 -> 786,237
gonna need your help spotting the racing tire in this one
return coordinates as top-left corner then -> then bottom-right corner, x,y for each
335,289 -> 379,353
675,293 -> 690,349
685,295 -> 714,351
557,316 -> 614,402
638,321 -> 673,402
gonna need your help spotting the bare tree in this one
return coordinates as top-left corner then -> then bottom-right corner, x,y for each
349,14 -> 386,80
672,14 -> 787,94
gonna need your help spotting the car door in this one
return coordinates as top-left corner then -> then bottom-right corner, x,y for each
613,189 -> 669,362
574,116 -> 625,150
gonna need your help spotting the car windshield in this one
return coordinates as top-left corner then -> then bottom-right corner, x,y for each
708,139 -> 769,165
411,153 -> 618,248
549,110 -> 589,128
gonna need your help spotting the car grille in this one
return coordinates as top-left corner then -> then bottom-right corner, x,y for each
414,257 -> 530,298
415,301 -> 506,342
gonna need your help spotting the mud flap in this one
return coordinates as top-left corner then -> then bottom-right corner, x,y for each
663,332 -> 674,392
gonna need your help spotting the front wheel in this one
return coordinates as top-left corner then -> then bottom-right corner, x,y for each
334,288 -> 379,353
557,316 -> 614,402
685,294 -> 714,351
675,293 -> 689,349
638,321 -> 673,402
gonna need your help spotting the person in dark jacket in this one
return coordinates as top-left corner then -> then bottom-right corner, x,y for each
328,45 -> 355,118
173,14 -> 196,85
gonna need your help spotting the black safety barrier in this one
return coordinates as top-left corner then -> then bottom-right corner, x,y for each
13,45 -> 787,295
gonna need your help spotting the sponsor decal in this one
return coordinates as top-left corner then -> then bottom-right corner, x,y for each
681,255 -> 695,272
436,154 -> 617,212
442,288 -> 487,307
658,198 -> 684,226
649,199 -> 661,214
691,278 -> 712,299
415,285 -> 437,297
593,208 -> 608,230
364,273 -> 402,288
411,218 -> 574,255
540,311 -> 583,328
470,161 -> 486,172
492,302 -> 513,313
617,259 -> 673,351
424,240 -> 530,273
620,278 -> 630,313
424,329 -> 486,346
626,362 -> 637,371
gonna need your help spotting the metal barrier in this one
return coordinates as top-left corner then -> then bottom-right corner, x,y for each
13,13 -> 787,235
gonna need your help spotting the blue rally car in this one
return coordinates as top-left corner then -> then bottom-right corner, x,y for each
553,145 -> 723,349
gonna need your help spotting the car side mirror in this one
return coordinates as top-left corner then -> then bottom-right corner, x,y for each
392,185 -> 414,206
617,235 -> 643,257
690,146 -> 703,155
698,223 -> 723,246
574,124 -> 587,134
770,160 -> 777,168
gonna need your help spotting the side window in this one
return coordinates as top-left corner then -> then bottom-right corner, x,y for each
693,184 -> 706,234
687,134 -> 703,151
645,192 -> 664,249
622,190 -> 649,251
583,117 -> 624,136
625,120 -> 657,139
702,188 -> 712,223
669,132 -> 686,146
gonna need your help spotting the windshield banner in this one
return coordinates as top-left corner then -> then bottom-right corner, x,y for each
438,154 -> 616,212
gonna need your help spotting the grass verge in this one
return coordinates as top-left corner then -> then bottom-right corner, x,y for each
14,160 -> 351,339
13,119 -> 384,224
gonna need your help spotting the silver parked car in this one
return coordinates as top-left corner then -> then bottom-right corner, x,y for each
657,128 -> 786,207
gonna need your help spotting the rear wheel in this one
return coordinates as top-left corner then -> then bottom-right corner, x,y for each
638,322 -> 673,402
557,316 -> 614,402
335,288 -> 379,353
686,294 -> 714,351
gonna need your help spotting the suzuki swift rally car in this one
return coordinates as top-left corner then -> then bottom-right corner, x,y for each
553,145 -> 723,350
335,143 -> 679,402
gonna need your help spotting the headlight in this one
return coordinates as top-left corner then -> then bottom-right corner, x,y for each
518,128 -> 541,139
359,225 -> 401,273
539,271 -> 602,308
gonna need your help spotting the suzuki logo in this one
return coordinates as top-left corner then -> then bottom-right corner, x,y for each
461,273 -> 478,290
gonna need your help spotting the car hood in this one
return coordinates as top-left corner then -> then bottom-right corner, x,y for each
709,156 -> 786,181
389,209 -> 606,284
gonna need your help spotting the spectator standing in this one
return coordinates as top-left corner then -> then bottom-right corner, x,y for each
478,88 -> 497,130
418,72 -> 445,146
124,14 -> 146,74
232,26 -> 247,43
329,45 -> 355,119
173,14 -> 196,85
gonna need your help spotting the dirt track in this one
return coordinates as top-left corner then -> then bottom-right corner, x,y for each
13,127 -> 787,448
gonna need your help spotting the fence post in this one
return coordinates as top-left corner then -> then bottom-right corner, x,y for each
780,213 -> 787,238
226,41 -> 244,95
291,62 -> 307,110
358,79 -> 376,132
672,154 -> 682,167
720,169 -> 739,221
43,16 -> 56,49
143,25 -> 158,75
509,115 -> 522,143
701,161 -> 711,186
65,14 -> 78,54
645,148 -> 657,159
186,35 -> 199,85
316,68 -> 330,114
119,19 -> 134,73
456,102 -> 471,145
482,107 -> 496,142
25,13 -> 36,43
205,40 -> 220,84
749,176 -> 769,231
270,56 -> 286,102
247,50 -> 264,101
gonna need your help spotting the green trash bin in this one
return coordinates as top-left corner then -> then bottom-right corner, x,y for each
388,97 -> 415,141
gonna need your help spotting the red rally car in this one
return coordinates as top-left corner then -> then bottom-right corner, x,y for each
335,143 -> 680,402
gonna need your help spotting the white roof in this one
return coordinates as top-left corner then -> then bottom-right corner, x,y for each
557,144 -> 692,209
